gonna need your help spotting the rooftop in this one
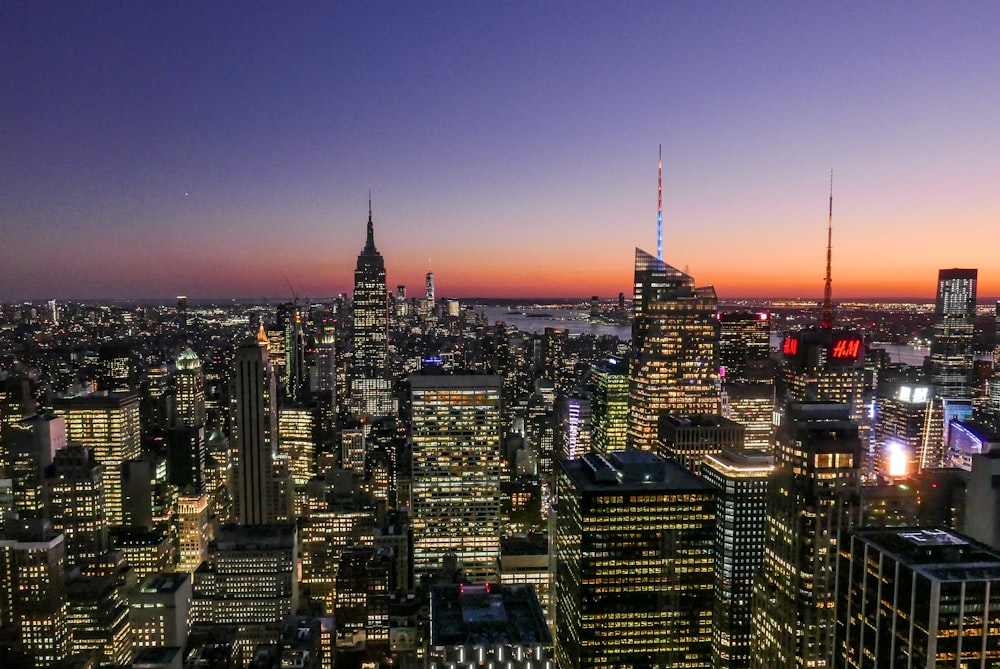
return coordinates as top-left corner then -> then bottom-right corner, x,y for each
560,450 -> 714,493
430,583 -> 551,648
853,527 -> 1000,582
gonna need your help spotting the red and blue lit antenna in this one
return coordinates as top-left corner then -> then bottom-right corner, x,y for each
657,144 -> 663,261
821,169 -> 835,328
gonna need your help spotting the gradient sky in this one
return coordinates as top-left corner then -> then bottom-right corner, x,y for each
2,2 -> 998,301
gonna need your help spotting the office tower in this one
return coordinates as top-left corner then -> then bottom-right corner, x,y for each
428,583 -> 552,668
525,380 -> 556,481
724,383 -> 775,449
176,294 -> 187,327
277,301 -> 306,402
0,520 -> 69,668
231,336 -> 278,525
352,198 -> 392,417
499,533 -> 551,622
410,373 -> 502,583
53,391 -> 141,526
588,356 -> 628,455
702,449 -> 773,669
929,268 -> 977,399
97,344 -> 134,393
278,405 -> 315,516
420,266 -> 435,319
165,423 -> 205,492
176,493 -> 210,572
109,526 -> 172,582
542,327 -> 569,391
833,527 -> 1000,668
299,503 -> 376,615
8,412 -> 65,519
311,326 -> 336,395
334,546 -> 391,648
43,444 -> 107,565
751,403 -> 862,669
65,567 -> 131,666
872,382 -> 935,477
658,413 -> 745,474
130,572 -> 192,650
719,311 -> 771,382
945,418 -> 1000,471
628,248 -> 719,450
395,284 -> 408,317
0,370 -> 36,475
190,523 -> 298,627
555,450 -> 715,668
175,348 -> 206,428
555,393 -> 591,461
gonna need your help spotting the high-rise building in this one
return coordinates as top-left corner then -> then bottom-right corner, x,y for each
555,393 -> 591,462
176,493 -> 210,572
96,344 -> 135,393
872,382 -> 936,477
0,519 -> 69,668
8,412 -> 65,519
542,327 -> 569,392
130,572 -> 192,651
278,302 -> 306,402
352,198 -> 391,417
53,391 -> 141,527
751,403 -> 862,669
334,545 -> 391,647
928,268 -> 977,399
833,527 -> 1000,668
723,382 -> 775,450
230,334 -> 278,526
65,567 -> 131,666
588,357 -> 628,455
175,348 -> 206,428
628,248 -> 719,450
701,449 -> 773,669
658,413 -> 745,475
43,444 -> 107,566
719,311 -> 771,383
554,450 -> 715,668
278,405 -> 315,516
410,373 -> 502,583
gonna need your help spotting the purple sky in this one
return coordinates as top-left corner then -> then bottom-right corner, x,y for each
2,2 -> 999,301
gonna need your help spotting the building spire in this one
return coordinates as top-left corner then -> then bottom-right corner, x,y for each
657,144 -> 663,262
365,189 -> 376,252
821,170 -> 835,329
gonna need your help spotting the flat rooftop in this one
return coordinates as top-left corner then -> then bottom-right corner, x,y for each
853,527 -> 1000,582
430,583 -> 551,648
560,450 -> 714,494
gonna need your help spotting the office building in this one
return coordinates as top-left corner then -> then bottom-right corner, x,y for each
43,444 -> 107,565
53,391 -> 141,526
833,527 -> 1000,668
176,493 -> 210,572
555,450 -> 715,669
334,545 -> 391,648
628,248 -> 719,450
873,382 -> 936,477
723,382 -> 774,449
96,344 -> 134,393
230,335 -> 278,525
65,567 -> 131,666
410,373 -> 502,583
751,403 -> 862,669
175,348 -> 206,428
588,357 -> 628,455
108,526 -> 172,582
658,413 -> 745,474
8,412 -> 65,519
719,311 -> 771,383
701,449 -> 773,669
352,199 -> 391,417
499,533 -> 550,623
278,405 -> 315,516
928,268 -> 977,399
130,572 -> 192,651
555,394 -> 591,462
278,302 -> 306,402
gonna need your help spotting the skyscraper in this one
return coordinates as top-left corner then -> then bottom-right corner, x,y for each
628,248 -> 719,449
53,391 -> 141,527
352,198 -> 392,416
751,403 -> 862,669
43,444 -> 107,566
174,348 -> 206,428
230,332 -> 278,526
588,356 -> 629,455
928,268 -> 977,399
833,527 -> 1000,668
554,450 -> 715,668
410,373 -> 502,583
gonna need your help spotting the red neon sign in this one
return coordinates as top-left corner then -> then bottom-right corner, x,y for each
830,338 -> 862,359
782,337 -> 798,356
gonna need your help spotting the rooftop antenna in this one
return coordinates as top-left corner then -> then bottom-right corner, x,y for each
821,170 -> 835,329
657,144 -> 663,261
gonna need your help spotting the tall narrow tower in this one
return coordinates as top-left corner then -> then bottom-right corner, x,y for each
230,334 -> 278,525
929,268 -> 977,399
352,194 -> 391,416
657,144 -> 663,261
821,171 -> 835,328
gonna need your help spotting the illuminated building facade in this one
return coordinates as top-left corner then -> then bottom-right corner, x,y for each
175,348 -> 206,428
0,520 -> 69,668
176,493 -> 210,572
278,301 -> 305,402
299,507 -> 376,614
65,568 -> 131,666
53,391 -> 141,527
230,337 -> 278,525
542,327 -> 569,392
588,357 -> 628,455
556,394 -> 591,462
929,268 -> 977,399
352,200 -> 391,417
499,533 -> 550,622
43,444 -> 107,565
723,383 -> 774,449
130,572 -> 191,651
109,526 -> 172,583
190,523 -> 298,627
334,545 -> 391,647
554,450 -> 715,669
701,449 -> 773,669
410,373 -> 502,583
658,413 -> 745,475
945,419 -> 1000,471
873,382 -> 935,478
719,311 -> 771,383
833,527 -> 1000,668
278,405 -> 315,516
628,248 -> 719,450
97,344 -> 134,393
9,412 -> 65,519
751,403 -> 861,669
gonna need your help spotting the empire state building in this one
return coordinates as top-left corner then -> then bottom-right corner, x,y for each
351,198 -> 393,417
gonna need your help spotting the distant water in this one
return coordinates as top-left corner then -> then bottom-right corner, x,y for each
872,343 -> 929,367
480,306 -> 632,340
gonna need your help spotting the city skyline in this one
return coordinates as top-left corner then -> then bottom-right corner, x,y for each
3,3 -> 999,301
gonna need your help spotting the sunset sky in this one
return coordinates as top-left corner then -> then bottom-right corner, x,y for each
2,2 -> 998,301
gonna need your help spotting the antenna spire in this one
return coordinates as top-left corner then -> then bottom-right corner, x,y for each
657,144 -> 663,261
364,189 -> 375,251
821,170 -> 835,328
